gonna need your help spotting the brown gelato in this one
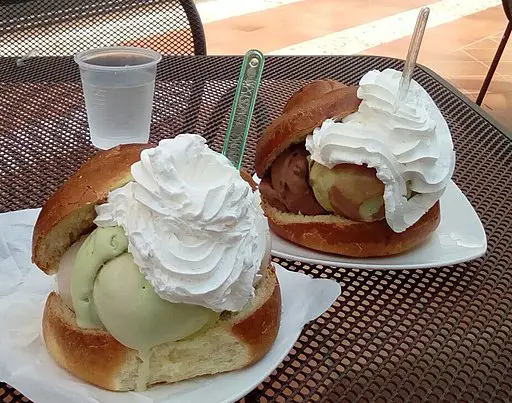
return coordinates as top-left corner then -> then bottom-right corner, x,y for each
258,177 -> 288,212
260,144 -> 326,215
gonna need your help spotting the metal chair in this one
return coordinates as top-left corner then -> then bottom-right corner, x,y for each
476,0 -> 511,105
0,0 -> 206,57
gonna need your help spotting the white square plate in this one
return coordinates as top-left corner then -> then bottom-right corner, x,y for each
270,181 -> 487,270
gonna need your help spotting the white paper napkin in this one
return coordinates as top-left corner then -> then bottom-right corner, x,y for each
0,208 -> 341,403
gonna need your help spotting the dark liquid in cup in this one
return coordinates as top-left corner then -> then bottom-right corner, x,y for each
84,52 -> 154,67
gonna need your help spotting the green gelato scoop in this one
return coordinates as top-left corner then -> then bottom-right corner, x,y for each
71,226 -> 128,329
309,161 -> 386,223
71,227 -> 218,351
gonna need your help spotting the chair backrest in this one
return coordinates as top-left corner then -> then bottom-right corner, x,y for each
0,0 -> 206,57
504,0 -> 512,22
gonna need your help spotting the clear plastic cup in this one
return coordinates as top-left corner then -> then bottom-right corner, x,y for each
74,46 -> 162,150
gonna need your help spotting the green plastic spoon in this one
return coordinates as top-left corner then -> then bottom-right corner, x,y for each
222,49 -> 265,170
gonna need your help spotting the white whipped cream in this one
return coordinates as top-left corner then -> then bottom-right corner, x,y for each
306,68 -> 455,233
94,134 -> 270,312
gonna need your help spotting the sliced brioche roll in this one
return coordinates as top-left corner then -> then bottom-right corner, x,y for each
32,144 -> 153,275
43,264 -> 280,391
255,80 -> 441,257
33,143 -> 282,391
263,200 -> 440,257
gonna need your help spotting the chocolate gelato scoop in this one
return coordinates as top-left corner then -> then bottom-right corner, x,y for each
259,177 -> 289,212
269,144 -> 326,215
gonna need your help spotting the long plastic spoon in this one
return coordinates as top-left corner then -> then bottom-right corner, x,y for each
222,49 -> 265,170
395,7 -> 430,112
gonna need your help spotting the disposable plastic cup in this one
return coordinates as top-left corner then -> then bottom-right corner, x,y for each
74,46 -> 162,150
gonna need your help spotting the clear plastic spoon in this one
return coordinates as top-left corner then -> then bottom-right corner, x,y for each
222,49 -> 265,170
394,7 -> 430,112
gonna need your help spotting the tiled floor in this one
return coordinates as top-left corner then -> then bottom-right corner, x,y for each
199,0 -> 511,131
203,0 -> 434,54
361,6 -> 511,129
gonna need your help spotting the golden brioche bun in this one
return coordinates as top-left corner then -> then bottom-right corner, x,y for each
43,265 -> 280,391
263,199 -> 440,257
255,79 -> 442,257
282,79 -> 347,113
32,144 -> 152,275
32,144 -> 257,275
32,143 -> 281,391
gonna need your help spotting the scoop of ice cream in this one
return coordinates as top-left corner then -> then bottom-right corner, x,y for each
57,236 -> 86,310
94,134 -> 270,312
93,252 -> 218,351
71,226 -> 128,329
269,144 -> 326,215
309,161 -> 385,222
258,176 -> 289,212
68,227 -> 216,350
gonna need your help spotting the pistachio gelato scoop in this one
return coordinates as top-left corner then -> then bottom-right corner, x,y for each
71,227 -> 217,351
308,161 -> 385,222
93,252 -> 218,351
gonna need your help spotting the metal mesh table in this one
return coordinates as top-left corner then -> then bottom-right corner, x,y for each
1,55 -> 512,402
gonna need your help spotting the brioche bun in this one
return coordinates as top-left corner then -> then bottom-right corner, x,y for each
255,80 -> 441,257
32,144 -> 152,275
254,83 -> 360,177
32,144 -> 281,391
43,264 -> 280,391
263,199 -> 440,257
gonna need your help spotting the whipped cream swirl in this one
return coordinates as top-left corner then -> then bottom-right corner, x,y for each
94,134 -> 270,312
306,69 -> 455,232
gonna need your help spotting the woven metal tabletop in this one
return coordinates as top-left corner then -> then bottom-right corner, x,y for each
1,55 -> 512,403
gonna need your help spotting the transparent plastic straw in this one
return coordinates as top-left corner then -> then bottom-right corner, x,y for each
395,7 -> 430,112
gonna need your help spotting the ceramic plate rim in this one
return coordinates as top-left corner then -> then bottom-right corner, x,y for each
270,238 -> 487,270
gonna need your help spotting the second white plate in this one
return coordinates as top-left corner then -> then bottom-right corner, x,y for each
271,181 -> 487,270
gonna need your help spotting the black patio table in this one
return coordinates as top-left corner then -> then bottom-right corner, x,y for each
1,54 -> 512,403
